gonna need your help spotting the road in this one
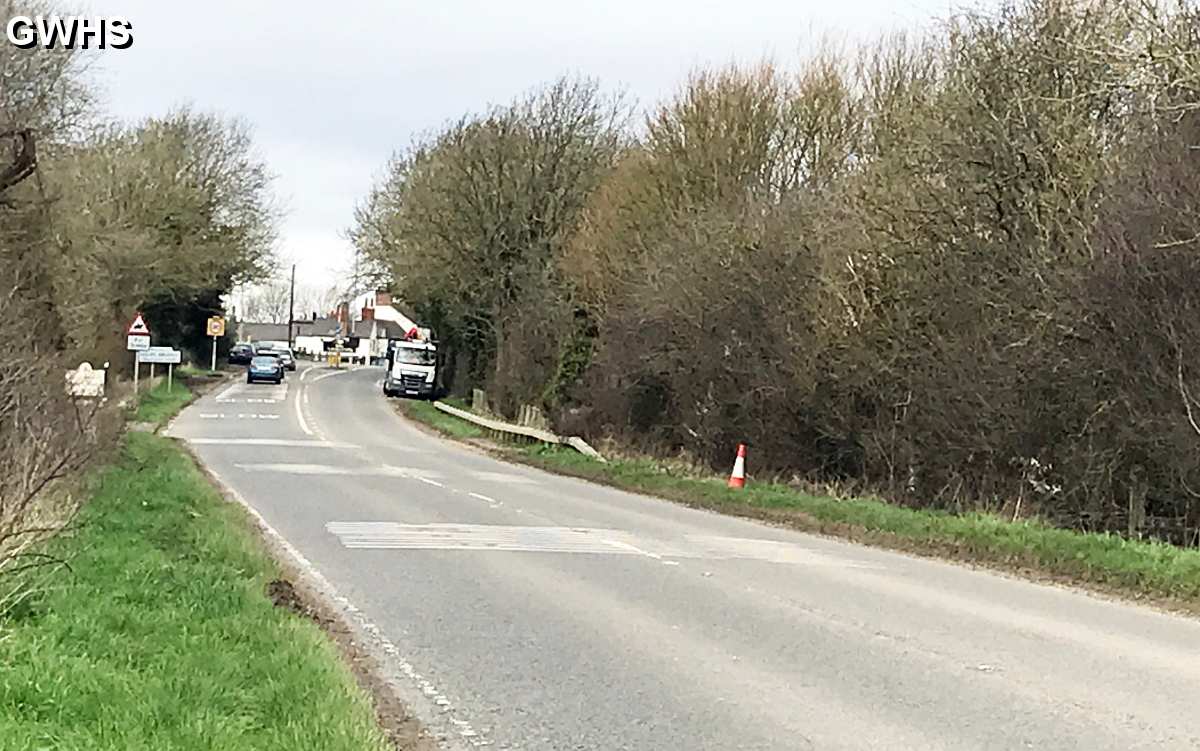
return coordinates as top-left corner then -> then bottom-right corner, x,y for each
168,363 -> 1200,751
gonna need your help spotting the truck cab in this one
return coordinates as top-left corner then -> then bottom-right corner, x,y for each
383,337 -> 439,398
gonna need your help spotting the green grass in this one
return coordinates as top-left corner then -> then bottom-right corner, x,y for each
405,403 -> 1200,608
399,399 -> 485,439
0,432 -> 390,751
440,396 -> 471,410
132,379 -> 195,426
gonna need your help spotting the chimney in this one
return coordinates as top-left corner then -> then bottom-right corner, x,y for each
376,290 -> 392,307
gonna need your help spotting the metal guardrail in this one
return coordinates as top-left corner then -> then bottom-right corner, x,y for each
433,401 -> 606,462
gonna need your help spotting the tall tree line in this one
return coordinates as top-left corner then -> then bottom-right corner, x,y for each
353,0 -> 1200,543
0,0 -> 277,582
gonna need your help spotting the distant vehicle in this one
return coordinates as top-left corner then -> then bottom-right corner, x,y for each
271,348 -> 296,371
228,343 -> 254,365
246,355 -> 284,384
383,337 -> 439,398
254,340 -> 285,354
255,342 -> 296,371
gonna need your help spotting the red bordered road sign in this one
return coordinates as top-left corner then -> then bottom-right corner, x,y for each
127,312 -> 151,336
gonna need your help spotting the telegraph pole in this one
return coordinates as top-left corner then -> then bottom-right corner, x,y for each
287,263 -> 296,348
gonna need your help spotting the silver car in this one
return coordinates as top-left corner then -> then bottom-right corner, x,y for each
254,342 -> 296,371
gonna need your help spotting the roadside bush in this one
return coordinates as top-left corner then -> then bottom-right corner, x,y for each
353,0 -> 1200,544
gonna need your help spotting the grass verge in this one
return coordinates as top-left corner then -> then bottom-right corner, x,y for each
401,401 -> 1200,611
177,363 -> 217,378
131,379 -> 195,426
0,436 -> 392,749
400,399 -> 485,440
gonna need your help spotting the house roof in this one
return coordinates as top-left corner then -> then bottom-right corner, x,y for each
239,322 -> 288,343
351,319 -> 408,339
294,317 -> 341,337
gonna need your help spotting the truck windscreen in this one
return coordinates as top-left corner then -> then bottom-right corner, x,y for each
395,349 -> 435,365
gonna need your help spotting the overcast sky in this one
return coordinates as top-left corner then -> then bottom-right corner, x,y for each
87,0 -> 966,289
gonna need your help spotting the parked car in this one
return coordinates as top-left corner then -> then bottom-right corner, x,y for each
246,355 -> 284,384
228,343 -> 255,365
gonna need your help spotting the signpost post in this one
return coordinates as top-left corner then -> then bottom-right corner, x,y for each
126,313 -> 151,395
206,316 -> 226,373
137,347 -> 182,391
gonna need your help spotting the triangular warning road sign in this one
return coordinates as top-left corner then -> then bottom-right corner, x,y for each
127,313 -> 151,336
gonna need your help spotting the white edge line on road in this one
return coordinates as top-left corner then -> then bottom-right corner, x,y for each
203,470 -> 480,750
213,383 -> 239,402
294,384 -> 314,436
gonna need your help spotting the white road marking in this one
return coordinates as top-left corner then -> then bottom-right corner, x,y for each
234,463 -> 443,481
326,523 -> 641,554
325,523 -> 880,568
235,413 -> 280,420
218,383 -> 288,403
469,470 -> 538,485
603,537 -> 665,560
312,369 -> 350,383
385,466 -> 445,480
187,438 -> 354,448
468,492 -> 498,504
236,463 -> 407,476
199,413 -> 225,419
294,384 -> 313,436
207,475 -> 484,749
416,477 -> 444,488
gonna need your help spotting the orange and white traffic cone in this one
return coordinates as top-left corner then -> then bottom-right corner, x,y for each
728,443 -> 747,489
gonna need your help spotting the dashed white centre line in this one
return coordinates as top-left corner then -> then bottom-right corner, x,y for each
468,492 -> 497,504
417,477 -> 444,488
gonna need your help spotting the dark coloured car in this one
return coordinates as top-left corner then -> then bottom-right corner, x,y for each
228,343 -> 254,365
246,355 -> 284,384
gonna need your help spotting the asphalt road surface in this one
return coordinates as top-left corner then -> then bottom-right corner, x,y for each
168,363 -> 1200,751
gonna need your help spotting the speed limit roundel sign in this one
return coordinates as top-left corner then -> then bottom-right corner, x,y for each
206,316 -> 225,337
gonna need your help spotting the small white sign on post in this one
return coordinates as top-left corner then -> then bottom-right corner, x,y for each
126,312 -> 153,395
65,362 -> 106,398
138,347 -> 182,392
137,347 -> 182,364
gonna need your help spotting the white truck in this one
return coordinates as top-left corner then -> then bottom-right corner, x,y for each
382,334 -> 439,398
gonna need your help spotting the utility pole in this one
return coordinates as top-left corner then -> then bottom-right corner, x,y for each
287,263 -> 296,348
